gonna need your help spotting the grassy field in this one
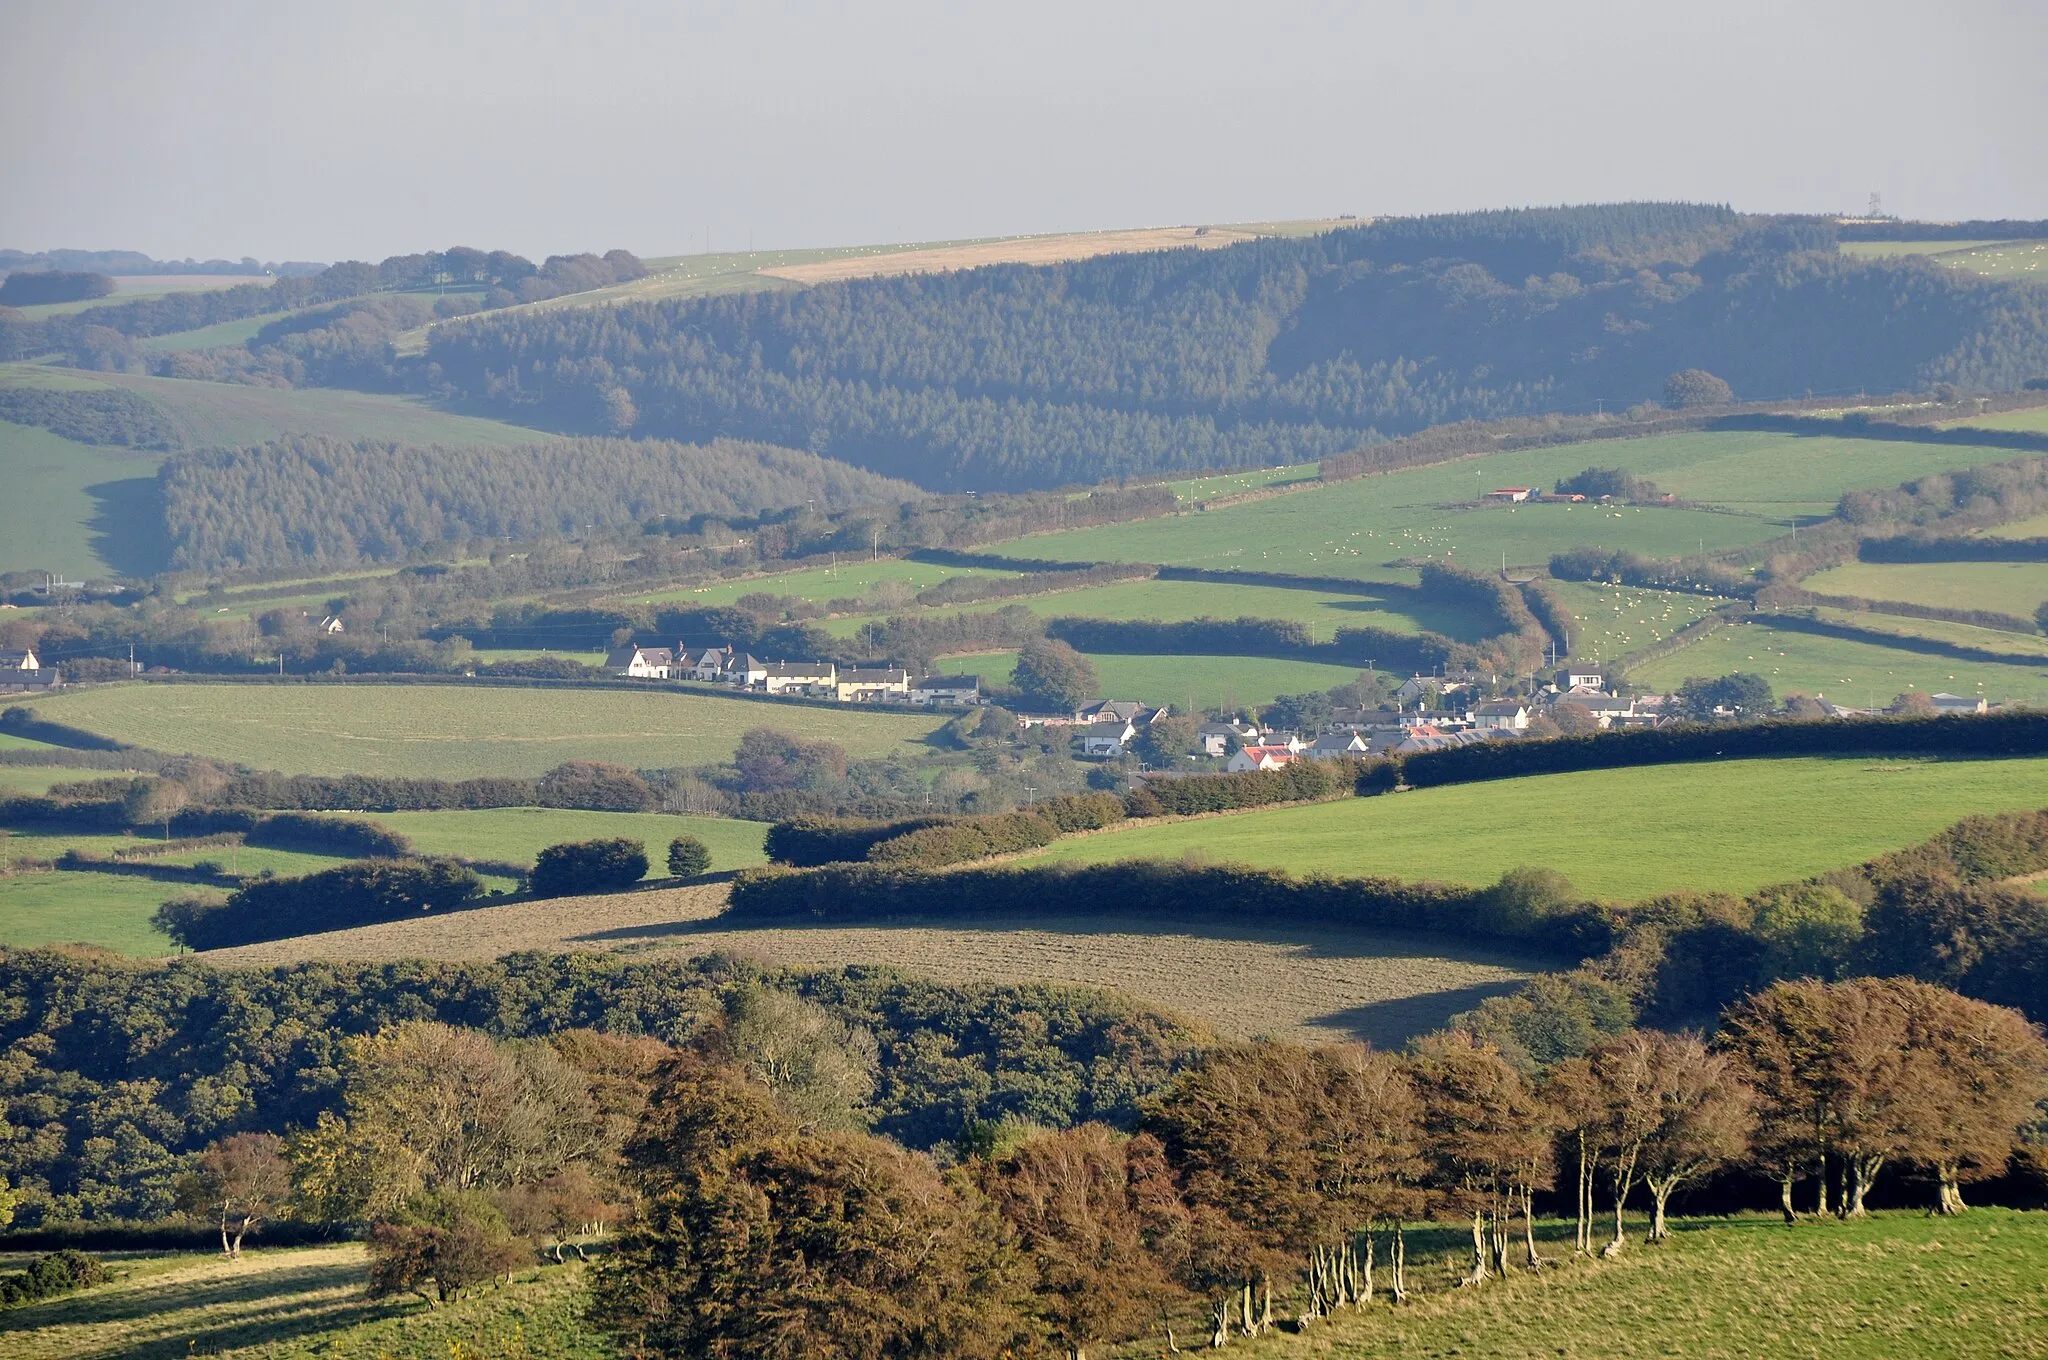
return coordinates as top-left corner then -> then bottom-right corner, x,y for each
1166,462 -> 1321,502
0,422 -> 166,578
826,574 -> 1493,643
132,313 -> 279,353
0,1245 -> 607,1360
1241,1209 -> 2048,1360
1804,560 -> 2048,619
359,807 -> 767,873
1024,755 -> 2048,899
0,766 -> 92,796
1961,405 -> 2048,435
29,682 -> 951,778
1002,428 -> 2027,581
1532,581 -> 1721,664
622,556 -> 1017,609
943,650 -> 1374,712
1802,607 -> 2048,660
0,872 -> 182,954
204,882 -> 1537,1046
1631,617 -> 2048,706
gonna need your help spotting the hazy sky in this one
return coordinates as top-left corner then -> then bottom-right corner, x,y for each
5,0 -> 2045,263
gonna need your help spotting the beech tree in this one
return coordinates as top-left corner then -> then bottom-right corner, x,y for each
1719,979 -> 1843,1219
1410,1032 -> 1553,1283
1893,982 -> 2048,1214
1631,1035 -> 1754,1240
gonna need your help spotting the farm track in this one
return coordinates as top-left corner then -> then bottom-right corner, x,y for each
198,882 -> 1537,1046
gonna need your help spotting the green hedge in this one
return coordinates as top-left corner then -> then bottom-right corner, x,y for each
529,837 -> 648,898
1129,758 -> 1371,816
866,793 -> 1127,869
1392,712 -> 2048,789
156,857 -> 483,950
725,859 -> 1613,956
763,815 -> 959,867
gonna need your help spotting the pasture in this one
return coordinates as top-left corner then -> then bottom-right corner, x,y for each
1023,754 -> 2048,899
1959,403 -> 2048,435
0,1245 -> 606,1360
623,556 -> 1018,609
755,225 -> 1257,284
1245,1209 -> 2048,1360
356,807 -> 767,874
1167,461 -> 1320,502
825,574 -> 1492,643
1533,581 -> 1720,663
1801,607 -> 2048,660
1804,559 -> 2048,619
69,368 -> 544,449
941,650 -> 1374,712
1630,617 -> 2048,705
202,881 -> 1537,1047
0,872 -> 181,955
29,681 -> 951,779
0,422 -> 165,578
1005,427 -> 2028,580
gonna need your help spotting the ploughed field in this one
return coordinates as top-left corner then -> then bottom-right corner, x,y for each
1022,755 -> 2048,900
200,882 -> 1538,1048
27,682 -> 951,778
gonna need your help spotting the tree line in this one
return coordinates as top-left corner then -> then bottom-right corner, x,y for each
404,204 -> 2048,491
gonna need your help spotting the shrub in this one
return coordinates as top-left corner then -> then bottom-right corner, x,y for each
0,1249 -> 107,1306
538,761 -> 655,812
530,838 -> 649,898
666,836 -> 711,878
763,815 -> 957,867
155,858 -> 482,950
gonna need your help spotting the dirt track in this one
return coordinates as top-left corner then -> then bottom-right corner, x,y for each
199,883 -> 1535,1046
757,226 -> 1257,285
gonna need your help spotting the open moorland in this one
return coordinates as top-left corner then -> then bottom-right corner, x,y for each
199,881 -> 1538,1047
28,682 -> 951,778
1024,755 -> 2048,899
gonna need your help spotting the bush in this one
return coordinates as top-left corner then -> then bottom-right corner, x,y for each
666,836 -> 711,878
1126,759 -> 1364,817
0,1249 -> 107,1306
864,794 -> 1128,870
155,857 -> 483,949
538,761 -> 655,812
763,815 -> 957,867
1664,368 -> 1734,408
244,812 -> 411,858
530,838 -> 648,897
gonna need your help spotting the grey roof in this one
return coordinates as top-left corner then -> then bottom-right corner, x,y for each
915,674 -> 981,689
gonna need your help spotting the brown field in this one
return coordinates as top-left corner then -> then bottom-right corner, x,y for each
201,884 -> 1537,1046
757,226 -> 1260,284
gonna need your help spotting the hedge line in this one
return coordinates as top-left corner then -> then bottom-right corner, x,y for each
1859,534 -> 2048,564
724,859 -> 1612,957
1128,759 -> 1375,816
1047,615 -> 1450,671
763,815 -> 961,867
1393,711 -> 2048,789
0,797 -> 410,857
867,794 -> 1127,869
157,857 -> 483,950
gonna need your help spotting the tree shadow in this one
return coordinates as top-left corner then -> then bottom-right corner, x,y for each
0,1255 -> 383,1344
84,475 -> 173,578
1304,979 -> 1530,1049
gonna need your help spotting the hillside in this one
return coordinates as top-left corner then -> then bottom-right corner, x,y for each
419,205 -> 2048,490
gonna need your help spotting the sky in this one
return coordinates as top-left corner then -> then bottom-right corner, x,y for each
4,0 -> 2045,264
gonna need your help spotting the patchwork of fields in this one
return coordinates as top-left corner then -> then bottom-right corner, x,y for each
937,649 -> 1373,712
1024,755 -> 2048,899
29,682 -> 951,778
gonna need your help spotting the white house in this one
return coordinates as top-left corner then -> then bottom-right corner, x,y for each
759,661 -> 838,695
836,667 -> 910,703
1307,731 -> 1372,760
604,645 -> 675,679
1557,667 -> 1608,691
317,615 -> 345,635
0,648 -> 40,671
1081,724 -> 1138,757
682,646 -> 731,681
1197,720 -> 1256,757
910,674 -> 982,707
1226,744 -> 1298,772
721,652 -> 767,687
1470,700 -> 1531,732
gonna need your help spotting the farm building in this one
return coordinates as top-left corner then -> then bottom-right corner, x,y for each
1486,487 -> 1532,502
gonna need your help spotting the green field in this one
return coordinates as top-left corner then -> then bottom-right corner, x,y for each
133,313 -> 278,353
1000,428 -> 2027,581
826,574 -> 1492,643
0,872 -> 182,954
1242,1210 -> 2048,1360
359,807 -> 767,873
1631,616 -> 2048,706
1024,754 -> 2048,899
1805,560 -> 2048,619
945,649 -> 1375,712
0,422 -> 166,577
623,556 -> 1017,609
1537,581 -> 1721,664
1166,462 -> 1321,502
0,766 -> 89,795
1960,404 -> 2048,435
0,1245 -> 607,1360
29,682 -> 951,778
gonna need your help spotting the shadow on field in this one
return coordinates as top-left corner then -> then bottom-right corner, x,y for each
85,475 -> 173,578
1307,979 -> 1530,1049
0,1254 -> 385,1351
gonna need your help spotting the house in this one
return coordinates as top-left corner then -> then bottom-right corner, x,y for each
0,648 -> 40,671
604,644 -> 675,679
1081,724 -> 1138,757
1550,692 -> 1637,729
1928,693 -> 1988,715
1486,487 -> 1532,503
1556,667 -> 1608,692
317,615 -> 345,635
682,646 -> 732,681
1328,708 -> 1408,732
1307,731 -> 1372,760
911,674 -> 982,707
1395,672 -> 1482,705
1471,700 -> 1531,732
759,660 -> 838,696
835,667 -> 910,703
1196,719 -> 1258,757
721,652 -> 768,687
1074,699 -> 1149,725
1226,744 -> 1299,772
